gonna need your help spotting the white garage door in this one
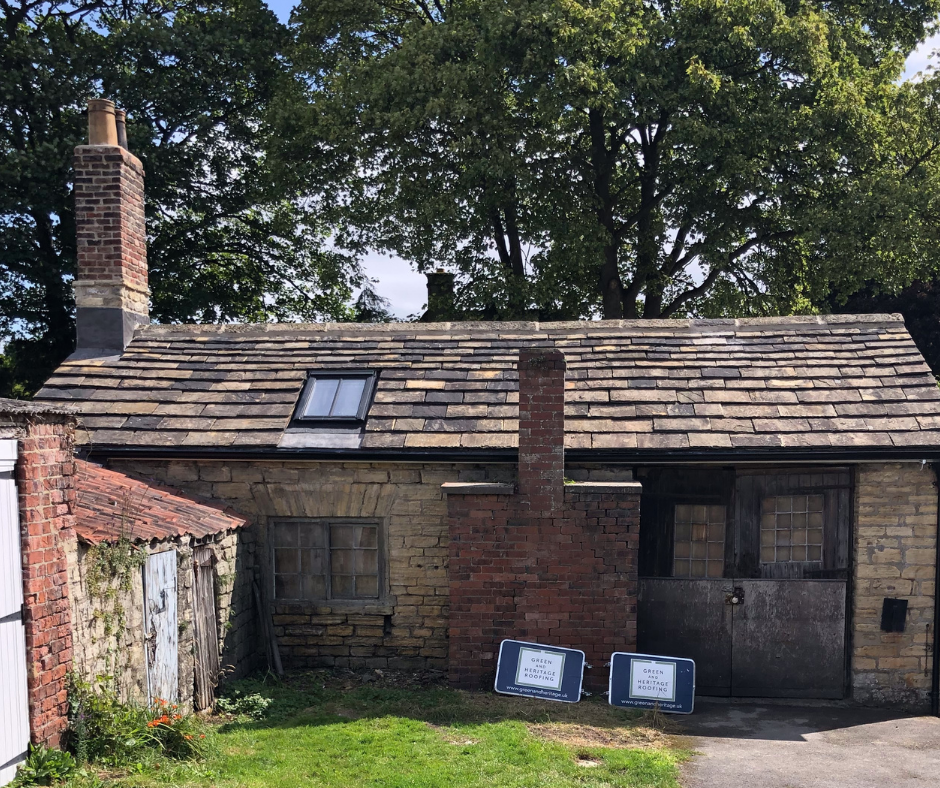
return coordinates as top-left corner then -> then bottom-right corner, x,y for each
0,440 -> 30,786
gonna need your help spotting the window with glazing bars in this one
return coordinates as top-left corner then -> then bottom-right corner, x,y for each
272,520 -> 381,601
759,495 -> 824,564
673,504 -> 726,578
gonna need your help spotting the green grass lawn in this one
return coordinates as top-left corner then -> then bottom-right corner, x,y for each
72,672 -> 689,788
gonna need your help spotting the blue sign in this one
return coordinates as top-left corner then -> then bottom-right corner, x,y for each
608,652 -> 696,714
494,640 -> 585,703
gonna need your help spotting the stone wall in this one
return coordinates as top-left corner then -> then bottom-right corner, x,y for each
66,529 -> 257,708
852,462 -> 937,709
111,460 -> 515,671
1,408 -> 76,747
208,529 -> 259,682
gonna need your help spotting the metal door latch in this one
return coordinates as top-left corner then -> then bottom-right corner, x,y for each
725,586 -> 745,605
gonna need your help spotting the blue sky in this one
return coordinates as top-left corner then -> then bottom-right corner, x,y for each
262,0 -> 939,317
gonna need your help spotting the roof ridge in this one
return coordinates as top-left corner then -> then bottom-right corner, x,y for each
136,313 -> 904,338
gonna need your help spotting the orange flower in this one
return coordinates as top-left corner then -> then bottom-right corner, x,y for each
184,734 -> 193,740
199,735 -> 206,739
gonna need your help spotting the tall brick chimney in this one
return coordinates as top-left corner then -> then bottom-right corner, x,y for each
517,348 -> 566,510
73,99 -> 149,353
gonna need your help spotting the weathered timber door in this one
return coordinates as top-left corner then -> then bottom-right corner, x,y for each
0,441 -> 29,787
637,579 -> 732,696
144,550 -> 178,705
637,467 -> 850,699
192,546 -> 220,710
731,579 -> 846,698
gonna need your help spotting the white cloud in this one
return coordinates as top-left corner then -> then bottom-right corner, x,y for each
359,251 -> 427,320
904,32 -> 939,80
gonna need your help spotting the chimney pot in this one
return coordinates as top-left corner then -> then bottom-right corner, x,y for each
87,98 -> 118,145
114,108 -> 128,150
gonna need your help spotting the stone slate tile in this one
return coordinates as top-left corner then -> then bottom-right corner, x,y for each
34,314 -> 940,453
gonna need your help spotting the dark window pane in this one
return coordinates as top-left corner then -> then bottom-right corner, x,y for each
301,548 -> 327,575
303,575 -> 327,599
303,378 -> 339,417
300,524 -> 326,548
332,549 -> 355,574
355,549 -> 378,574
332,575 -> 354,598
331,378 -> 367,417
356,526 -> 377,549
275,575 -> 301,600
275,548 -> 299,574
331,525 -> 355,548
272,522 -> 297,547
355,575 -> 378,598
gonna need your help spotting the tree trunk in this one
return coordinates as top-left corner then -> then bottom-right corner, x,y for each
491,204 -> 527,317
589,108 -> 624,319
31,209 -> 75,361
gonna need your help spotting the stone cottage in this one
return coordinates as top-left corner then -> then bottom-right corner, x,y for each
31,99 -> 940,714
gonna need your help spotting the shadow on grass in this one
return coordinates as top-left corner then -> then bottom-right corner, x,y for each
215,669 -> 666,741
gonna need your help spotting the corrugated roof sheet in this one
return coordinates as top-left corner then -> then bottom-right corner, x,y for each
37,314 -> 940,453
74,459 -> 247,544
0,397 -> 75,417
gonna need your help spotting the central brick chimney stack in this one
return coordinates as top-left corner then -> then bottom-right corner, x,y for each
517,348 -> 566,510
73,99 -> 149,353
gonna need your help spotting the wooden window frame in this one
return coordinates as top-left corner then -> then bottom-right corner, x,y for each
733,468 -> 851,579
672,503 -> 728,579
270,517 -> 387,603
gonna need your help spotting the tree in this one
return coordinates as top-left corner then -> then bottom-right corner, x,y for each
292,0 -> 940,319
0,0 -> 372,398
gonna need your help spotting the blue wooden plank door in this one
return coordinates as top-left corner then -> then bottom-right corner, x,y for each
144,550 -> 178,705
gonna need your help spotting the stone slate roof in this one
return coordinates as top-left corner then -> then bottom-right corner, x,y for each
74,459 -> 247,543
35,314 -> 940,456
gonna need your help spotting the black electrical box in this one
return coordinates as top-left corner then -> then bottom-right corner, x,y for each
880,598 -> 908,633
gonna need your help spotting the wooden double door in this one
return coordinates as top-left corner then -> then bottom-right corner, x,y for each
636,467 -> 851,699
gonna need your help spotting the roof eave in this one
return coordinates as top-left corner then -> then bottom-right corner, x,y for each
84,444 -> 940,465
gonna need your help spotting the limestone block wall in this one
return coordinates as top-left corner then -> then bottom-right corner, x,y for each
111,460 -> 515,671
853,462 -> 937,709
205,529 -> 259,682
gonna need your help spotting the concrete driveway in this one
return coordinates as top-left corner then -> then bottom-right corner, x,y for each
677,701 -> 940,788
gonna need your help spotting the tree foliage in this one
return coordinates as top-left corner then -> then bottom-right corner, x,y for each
292,0 -> 940,320
0,0 -> 375,398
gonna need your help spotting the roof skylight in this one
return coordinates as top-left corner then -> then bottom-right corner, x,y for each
294,372 -> 377,423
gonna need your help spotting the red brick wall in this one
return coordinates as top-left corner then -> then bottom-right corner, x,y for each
16,417 -> 76,747
447,351 -> 641,692
73,145 -> 149,316
518,349 -> 566,509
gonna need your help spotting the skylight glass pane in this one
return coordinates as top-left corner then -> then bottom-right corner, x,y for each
331,377 -> 367,417
303,378 -> 339,417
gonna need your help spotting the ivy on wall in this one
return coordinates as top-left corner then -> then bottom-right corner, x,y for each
84,534 -> 146,680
